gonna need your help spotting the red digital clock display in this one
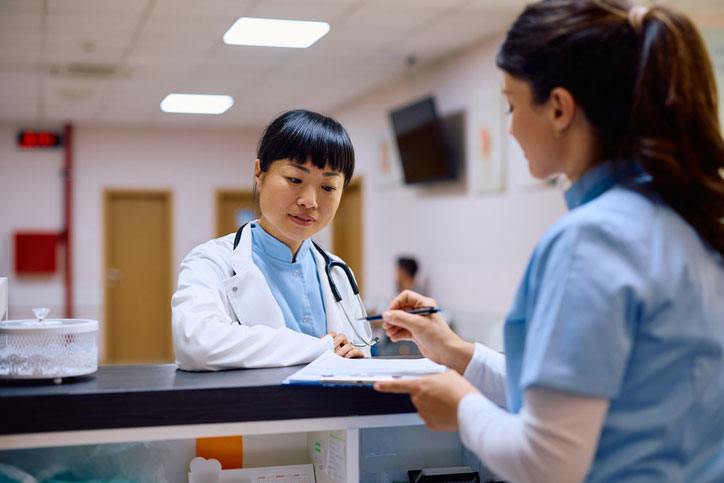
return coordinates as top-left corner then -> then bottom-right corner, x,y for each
17,130 -> 63,149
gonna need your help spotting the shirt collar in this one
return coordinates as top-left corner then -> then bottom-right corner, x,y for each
564,161 -> 649,210
251,223 -> 310,263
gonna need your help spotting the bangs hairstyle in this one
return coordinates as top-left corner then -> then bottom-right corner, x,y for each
257,109 -> 355,187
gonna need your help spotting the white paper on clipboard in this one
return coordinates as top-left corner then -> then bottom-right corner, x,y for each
282,350 -> 448,386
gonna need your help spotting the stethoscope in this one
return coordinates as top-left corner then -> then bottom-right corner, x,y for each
233,224 -> 379,347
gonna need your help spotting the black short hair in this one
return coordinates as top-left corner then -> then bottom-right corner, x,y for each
257,109 -> 355,187
397,256 -> 418,278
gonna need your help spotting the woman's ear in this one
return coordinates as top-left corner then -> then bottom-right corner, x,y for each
548,87 -> 576,136
253,158 -> 263,189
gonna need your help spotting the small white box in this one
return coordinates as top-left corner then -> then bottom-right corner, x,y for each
189,457 -> 315,483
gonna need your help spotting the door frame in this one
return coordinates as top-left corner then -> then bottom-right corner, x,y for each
332,177 -> 363,292
103,189 -> 174,363
215,189 -> 257,238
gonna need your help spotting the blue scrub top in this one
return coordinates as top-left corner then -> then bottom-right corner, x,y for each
250,223 -> 327,338
504,161 -> 724,481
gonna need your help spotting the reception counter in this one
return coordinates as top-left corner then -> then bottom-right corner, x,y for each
0,363 -> 468,481
0,363 -> 418,442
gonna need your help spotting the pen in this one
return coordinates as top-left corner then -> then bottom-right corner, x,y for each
358,307 -> 441,321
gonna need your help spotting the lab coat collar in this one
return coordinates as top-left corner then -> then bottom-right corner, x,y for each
225,220 -> 285,328
229,221 -> 256,277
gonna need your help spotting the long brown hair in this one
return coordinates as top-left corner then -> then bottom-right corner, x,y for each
497,0 -> 724,257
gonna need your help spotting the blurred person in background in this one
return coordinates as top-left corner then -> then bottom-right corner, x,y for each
372,256 -> 424,356
396,256 -> 421,293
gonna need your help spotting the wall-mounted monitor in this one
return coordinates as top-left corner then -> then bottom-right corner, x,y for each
389,96 -> 458,184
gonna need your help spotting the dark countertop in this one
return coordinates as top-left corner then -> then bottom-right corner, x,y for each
0,363 -> 415,435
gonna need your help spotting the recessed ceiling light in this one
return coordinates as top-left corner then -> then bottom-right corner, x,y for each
223,17 -> 330,48
160,94 -> 234,115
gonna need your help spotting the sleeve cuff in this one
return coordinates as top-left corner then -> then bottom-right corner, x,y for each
321,334 -> 335,351
463,342 -> 497,382
463,343 -> 482,381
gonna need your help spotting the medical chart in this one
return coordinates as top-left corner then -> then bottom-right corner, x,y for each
282,350 -> 448,385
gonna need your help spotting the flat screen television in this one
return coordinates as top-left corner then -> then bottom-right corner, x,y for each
389,96 -> 457,184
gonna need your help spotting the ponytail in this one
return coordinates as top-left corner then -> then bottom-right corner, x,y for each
628,5 -> 724,256
497,0 -> 724,257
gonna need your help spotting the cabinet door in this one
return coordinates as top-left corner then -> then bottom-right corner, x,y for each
308,429 -> 359,483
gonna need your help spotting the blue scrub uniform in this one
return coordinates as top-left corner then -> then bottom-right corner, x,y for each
504,161 -> 724,481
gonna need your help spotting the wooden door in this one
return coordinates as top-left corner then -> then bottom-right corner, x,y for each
216,190 -> 259,238
105,190 -> 172,364
332,178 -> 363,292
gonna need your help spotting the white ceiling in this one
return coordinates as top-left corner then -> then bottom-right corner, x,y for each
1,0 -> 722,130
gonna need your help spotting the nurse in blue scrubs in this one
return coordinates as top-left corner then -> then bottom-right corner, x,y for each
375,1 -> 724,482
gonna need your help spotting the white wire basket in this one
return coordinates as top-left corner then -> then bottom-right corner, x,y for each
0,309 -> 98,381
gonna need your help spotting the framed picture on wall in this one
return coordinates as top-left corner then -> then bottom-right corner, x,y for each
373,126 -> 403,189
470,87 -> 506,194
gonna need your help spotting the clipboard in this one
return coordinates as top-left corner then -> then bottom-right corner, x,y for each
283,350 -> 448,387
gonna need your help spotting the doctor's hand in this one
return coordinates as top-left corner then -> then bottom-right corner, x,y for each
374,370 -> 479,431
383,290 -> 474,373
324,332 -> 365,358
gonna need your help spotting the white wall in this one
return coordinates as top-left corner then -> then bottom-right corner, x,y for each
334,36 -> 567,349
0,34 -> 569,357
0,124 -> 262,358
0,128 -> 65,318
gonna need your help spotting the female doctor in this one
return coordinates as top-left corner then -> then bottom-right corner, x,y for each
172,110 -> 371,371
376,1 -> 724,482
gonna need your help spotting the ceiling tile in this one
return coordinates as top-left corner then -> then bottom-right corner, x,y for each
141,12 -> 234,40
463,0 -> 528,14
44,76 -> 108,107
247,0 -> 362,22
151,0 -> 256,18
43,100 -> 99,122
0,103 -> 39,120
98,109 -> 157,126
44,37 -> 128,65
363,0 -> 463,14
207,43 -> 295,67
46,0 -> 149,16
153,111 -> 226,128
0,0 -> 42,14
0,72 -> 41,97
103,80 -> 171,105
0,11 -> 41,35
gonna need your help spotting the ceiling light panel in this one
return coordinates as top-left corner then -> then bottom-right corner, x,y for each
160,94 -> 234,114
223,17 -> 330,48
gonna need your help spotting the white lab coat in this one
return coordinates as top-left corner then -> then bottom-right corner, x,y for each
172,225 -> 371,371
